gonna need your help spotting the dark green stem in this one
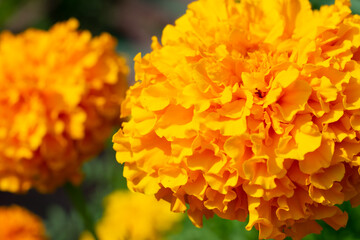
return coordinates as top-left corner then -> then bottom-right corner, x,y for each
64,182 -> 99,240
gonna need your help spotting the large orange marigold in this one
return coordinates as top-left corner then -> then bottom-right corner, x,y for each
113,0 -> 360,239
0,205 -> 47,240
0,19 -> 128,193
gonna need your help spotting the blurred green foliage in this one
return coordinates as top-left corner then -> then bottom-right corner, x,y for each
311,0 -> 360,13
0,0 -> 25,26
310,0 -> 335,9
44,139 -> 127,240
168,215 -> 258,240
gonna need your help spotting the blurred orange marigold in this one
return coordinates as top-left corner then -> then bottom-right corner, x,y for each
0,19 -> 128,193
0,205 -> 47,240
79,190 -> 183,240
113,0 -> 360,239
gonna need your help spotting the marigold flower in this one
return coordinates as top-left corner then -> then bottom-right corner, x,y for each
113,0 -> 360,239
79,190 -> 183,240
0,19 -> 128,193
0,205 -> 47,240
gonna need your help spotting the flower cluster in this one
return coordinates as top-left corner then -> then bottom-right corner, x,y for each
0,205 -> 47,240
79,190 -> 182,240
113,0 -> 360,239
0,19 -> 128,193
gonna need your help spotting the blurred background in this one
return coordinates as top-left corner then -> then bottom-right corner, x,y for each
0,0 -> 360,240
